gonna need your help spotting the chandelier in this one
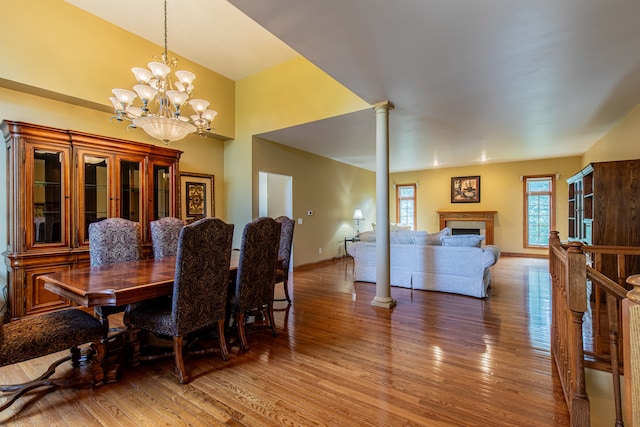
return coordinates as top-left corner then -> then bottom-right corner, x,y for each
110,0 -> 217,144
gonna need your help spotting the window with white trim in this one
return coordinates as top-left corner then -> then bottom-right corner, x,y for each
396,184 -> 416,230
524,175 -> 555,247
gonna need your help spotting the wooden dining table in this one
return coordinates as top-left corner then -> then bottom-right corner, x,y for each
41,251 -> 240,308
39,251 -> 242,383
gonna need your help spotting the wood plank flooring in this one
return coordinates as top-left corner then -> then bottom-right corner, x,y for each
0,256 -> 569,426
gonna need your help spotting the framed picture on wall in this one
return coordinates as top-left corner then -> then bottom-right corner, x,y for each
451,176 -> 480,203
179,172 -> 214,221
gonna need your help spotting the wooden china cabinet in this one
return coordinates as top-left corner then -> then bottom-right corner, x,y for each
567,159 -> 640,282
2,120 -> 182,319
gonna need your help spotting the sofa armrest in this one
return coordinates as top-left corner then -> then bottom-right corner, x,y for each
482,245 -> 501,268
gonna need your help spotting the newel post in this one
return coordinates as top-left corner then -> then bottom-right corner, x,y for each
623,276 -> 640,427
566,241 -> 590,426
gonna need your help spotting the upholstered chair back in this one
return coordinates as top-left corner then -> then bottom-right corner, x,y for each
232,217 -> 281,313
89,218 -> 142,266
274,216 -> 295,272
272,216 -> 295,303
150,217 -> 186,259
172,217 -> 234,335
124,217 -> 234,382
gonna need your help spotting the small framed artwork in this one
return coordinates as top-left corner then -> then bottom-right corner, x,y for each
179,172 -> 214,221
451,176 -> 480,203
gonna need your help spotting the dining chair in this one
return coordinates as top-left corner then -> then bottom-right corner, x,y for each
0,308 -> 105,412
150,216 -> 186,259
229,217 -> 281,352
89,217 -> 142,340
124,217 -> 234,384
273,216 -> 295,303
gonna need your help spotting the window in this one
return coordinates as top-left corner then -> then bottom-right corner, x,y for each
524,175 -> 555,247
396,184 -> 416,230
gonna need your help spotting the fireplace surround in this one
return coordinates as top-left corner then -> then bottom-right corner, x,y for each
437,211 -> 496,245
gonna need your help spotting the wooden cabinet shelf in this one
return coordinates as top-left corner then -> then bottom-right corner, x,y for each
2,121 -> 182,319
567,160 -> 640,281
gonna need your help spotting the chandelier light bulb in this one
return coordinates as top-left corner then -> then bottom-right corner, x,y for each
203,109 -> 218,121
126,106 -> 143,119
148,61 -> 171,79
133,84 -> 157,103
131,67 -> 153,84
175,70 -> 195,85
112,88 -> 137,107
189,99 -> 209,113
166,90 -> 188,109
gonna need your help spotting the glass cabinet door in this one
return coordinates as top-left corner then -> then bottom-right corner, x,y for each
154,165 -> 171,219
119,159 -> 142,222
84,156 -> 109,224
28,143 -> 70,249
146,157 -> 178,240
76,149 -> 113,247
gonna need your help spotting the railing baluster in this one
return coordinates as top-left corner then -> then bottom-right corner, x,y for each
550,232 -> 640,426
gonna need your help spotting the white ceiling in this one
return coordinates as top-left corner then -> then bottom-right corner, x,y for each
67,0 -> 640,173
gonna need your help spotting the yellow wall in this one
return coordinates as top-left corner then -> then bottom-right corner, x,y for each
391,157 -> 583,255
0,0 -> 235,139
582,103 -> 640,166
229,56 -> 370,247
253,137 -> 376,265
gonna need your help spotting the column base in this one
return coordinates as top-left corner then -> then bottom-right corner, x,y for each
370,296 -> 397,309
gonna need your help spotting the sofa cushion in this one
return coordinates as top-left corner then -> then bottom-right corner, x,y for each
359,231 -> 376,242
428,227 -> 451,245
413,227 -> 451,245
440,234 -> 485,247
390,230 -> 414,244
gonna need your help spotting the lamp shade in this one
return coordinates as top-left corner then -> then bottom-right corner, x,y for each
133,116 -> 196,143
352,209 -> 364,220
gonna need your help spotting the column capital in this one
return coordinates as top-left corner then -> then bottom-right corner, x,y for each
372,100 -> 395,111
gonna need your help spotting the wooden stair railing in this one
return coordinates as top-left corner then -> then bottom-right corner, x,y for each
549,232 -> 590,427
549,232 -> 638,427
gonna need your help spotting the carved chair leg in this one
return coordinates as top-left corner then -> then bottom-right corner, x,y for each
216,319 -> 229,361
266,302 -> 278,336
275,277 -> 292,303
0,342 -> 105,412
172,336 -> 188,384
236,312 -> 249,352
282,278 -> 291,303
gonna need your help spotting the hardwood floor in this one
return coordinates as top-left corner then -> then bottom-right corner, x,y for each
0,256 -> 569,426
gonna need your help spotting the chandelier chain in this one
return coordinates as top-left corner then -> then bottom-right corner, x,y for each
163,0 -> 168,61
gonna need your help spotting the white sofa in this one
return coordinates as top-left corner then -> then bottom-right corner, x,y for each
347,229 -> 501,298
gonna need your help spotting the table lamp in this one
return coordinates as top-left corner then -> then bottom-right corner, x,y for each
353,209 -> 364,236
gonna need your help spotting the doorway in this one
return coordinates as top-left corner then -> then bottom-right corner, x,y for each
258,171 -> 293,268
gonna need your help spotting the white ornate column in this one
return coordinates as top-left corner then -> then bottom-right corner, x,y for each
371,101 -> 396,309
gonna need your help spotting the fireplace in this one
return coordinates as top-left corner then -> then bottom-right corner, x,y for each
452,228 -> 480,236
437,211 -> 496,245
